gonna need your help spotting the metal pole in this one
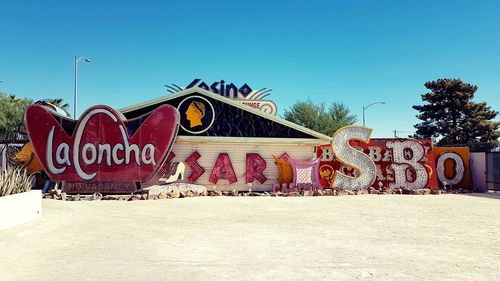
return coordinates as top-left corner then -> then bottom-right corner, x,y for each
362,106 -> 366,126
362,101 -> 385,127
74,56 -> 78,118
73,56 -> 91,118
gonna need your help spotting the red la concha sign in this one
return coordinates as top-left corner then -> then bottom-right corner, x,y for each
25,104 -> 180,183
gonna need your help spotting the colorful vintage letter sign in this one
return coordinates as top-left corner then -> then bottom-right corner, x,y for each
25,104 -> 180,191
330,126 -> 377,190
317,137 -> 439,190
432,147 -> 471,189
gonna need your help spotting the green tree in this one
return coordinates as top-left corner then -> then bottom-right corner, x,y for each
412,78 -> 500,151
327,102 -> 358,133
0,92 -> 32,137
283,99 -> 357,136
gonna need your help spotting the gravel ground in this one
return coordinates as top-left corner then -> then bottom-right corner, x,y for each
0,194 -> 499,281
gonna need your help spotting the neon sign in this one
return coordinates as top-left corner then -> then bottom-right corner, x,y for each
186,79 -> 253,98
25,104 -> 180,186
166,78 -> 278,115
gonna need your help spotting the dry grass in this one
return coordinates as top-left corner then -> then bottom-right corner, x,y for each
0,167 -> 33,197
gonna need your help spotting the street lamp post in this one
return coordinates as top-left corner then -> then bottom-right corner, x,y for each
362,101 -> 385,126
74,56 -> 92,117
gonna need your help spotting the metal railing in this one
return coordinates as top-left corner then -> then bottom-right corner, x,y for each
0,133 -> 28,144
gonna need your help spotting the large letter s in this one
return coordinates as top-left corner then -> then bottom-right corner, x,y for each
331,126 -> 376,190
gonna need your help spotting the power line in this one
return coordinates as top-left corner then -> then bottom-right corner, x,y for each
391,130 -> 417,138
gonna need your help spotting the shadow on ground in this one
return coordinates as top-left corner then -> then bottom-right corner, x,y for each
461,191 -> 500,200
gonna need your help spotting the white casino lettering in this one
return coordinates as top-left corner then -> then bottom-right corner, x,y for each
46,108 -> 156,180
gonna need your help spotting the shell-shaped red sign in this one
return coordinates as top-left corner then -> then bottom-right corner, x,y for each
25,104 -> 179,183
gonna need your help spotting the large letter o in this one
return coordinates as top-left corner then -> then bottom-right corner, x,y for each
436,152 -> 465,186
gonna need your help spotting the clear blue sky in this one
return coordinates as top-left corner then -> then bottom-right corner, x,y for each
1,0 -> 499,138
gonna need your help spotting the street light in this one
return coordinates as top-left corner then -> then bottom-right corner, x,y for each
362,101 -> 385,126
74,56 -> 92,118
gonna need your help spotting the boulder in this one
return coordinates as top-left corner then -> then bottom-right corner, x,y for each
324,189 -> 335,196
303,190 -> 313,196
337,190 -> 349,196
430,189 -> 442,195
208,190 -> 222,196
355,189 -> 369,195
168,190 -> 180,198
128,194 -> 141,201
313,189 -> 324,196
385,188 -> 395,194
143,183 -> 208,197
92,192 -> 103,201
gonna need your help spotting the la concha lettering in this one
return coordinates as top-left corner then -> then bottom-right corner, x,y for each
44,108 -> 156,180
25,104 -> 180,183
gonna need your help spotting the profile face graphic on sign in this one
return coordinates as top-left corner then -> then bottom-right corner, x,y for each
178,96 -> 215,134
186,101 -> 205,128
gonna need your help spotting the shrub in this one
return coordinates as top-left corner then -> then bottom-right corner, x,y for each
0,168 -> 33,197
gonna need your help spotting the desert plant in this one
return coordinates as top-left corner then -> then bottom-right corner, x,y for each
0,167 -> 34,197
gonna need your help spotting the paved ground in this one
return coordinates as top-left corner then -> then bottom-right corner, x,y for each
1,194 -> 499,281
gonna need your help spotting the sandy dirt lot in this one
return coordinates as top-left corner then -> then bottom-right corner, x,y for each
0,194 -> 499,281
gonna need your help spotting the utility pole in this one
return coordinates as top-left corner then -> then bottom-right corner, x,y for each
393,129 -> 397,138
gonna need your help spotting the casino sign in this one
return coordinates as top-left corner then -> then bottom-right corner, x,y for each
165,79 -> 278,115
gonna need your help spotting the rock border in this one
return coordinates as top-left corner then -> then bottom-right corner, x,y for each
42,187 -> 472,201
